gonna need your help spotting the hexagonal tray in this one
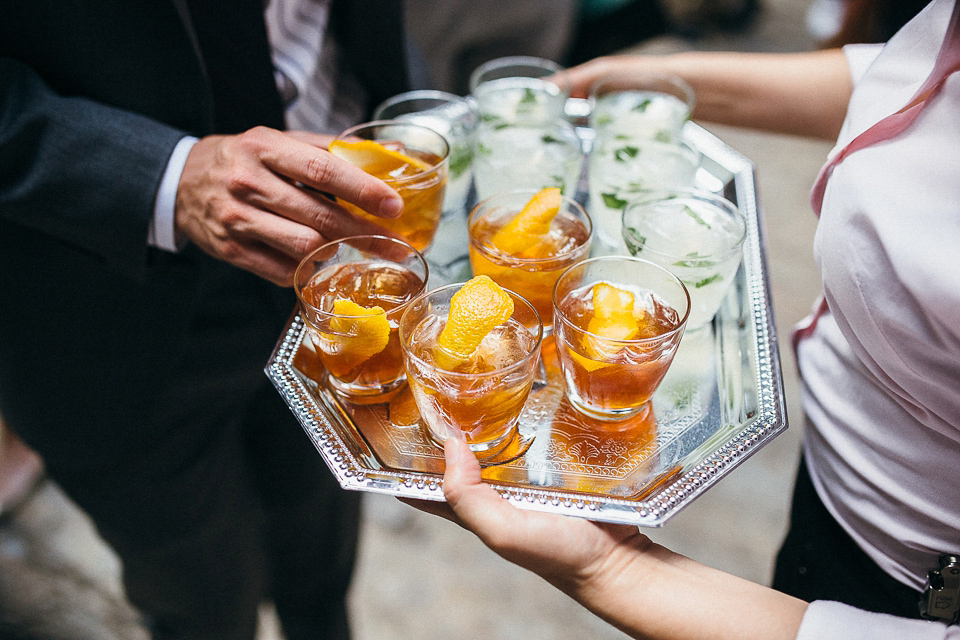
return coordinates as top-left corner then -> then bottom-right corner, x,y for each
266,122 -> 786,527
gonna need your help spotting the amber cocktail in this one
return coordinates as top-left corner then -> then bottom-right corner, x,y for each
468,188 -> 592,326
399,276 -> 543,455
329,121 -> 448,251
553,256 -> 689,421
295,236 -> 428,402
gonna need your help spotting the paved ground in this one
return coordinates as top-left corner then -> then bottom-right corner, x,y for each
0,0 -> 835,637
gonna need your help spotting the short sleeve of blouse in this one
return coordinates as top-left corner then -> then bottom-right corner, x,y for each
842,43 -> 884,84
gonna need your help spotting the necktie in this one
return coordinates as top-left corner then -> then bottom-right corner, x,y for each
329,0 -> 410,115
183,0 -> 287,133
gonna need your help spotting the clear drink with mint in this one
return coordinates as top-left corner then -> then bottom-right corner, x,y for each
469,56 -> 570,125
473,76 -> 569,124
473,119 -> 583,202
588,70 -> 694,144
588,137 -> 700,248
622,190 -> 746,329
591,90 -> 691,143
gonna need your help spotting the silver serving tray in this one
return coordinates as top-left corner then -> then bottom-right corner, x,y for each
266,121 -> 786,527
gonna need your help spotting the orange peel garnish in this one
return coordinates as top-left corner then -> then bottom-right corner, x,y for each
435,275 -> 514,370
580,282 -> 643,364
329,139 -> 430,179
323,298 -> 391,371
491,187 -> 563,255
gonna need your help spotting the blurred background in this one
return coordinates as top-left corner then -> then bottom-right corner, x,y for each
0,0 -> 835,637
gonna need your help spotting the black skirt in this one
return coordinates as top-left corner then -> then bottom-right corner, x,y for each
773,454 -> 925,619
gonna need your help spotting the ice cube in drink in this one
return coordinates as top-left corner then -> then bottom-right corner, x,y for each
469,56 -> 570,125
399,280 -> 543,454
588,137 -> 700,249
295,237 -> 428,402
590,90 -> 692,144
473,76 -> 569,124
588,70 -> 694,144
472,119 -> 583,202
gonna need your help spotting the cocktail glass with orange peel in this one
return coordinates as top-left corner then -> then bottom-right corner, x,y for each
329,121 -> 448,251
399,275 -> 543,455
373,91 -> 479,214
552,256 -> 689,421
294,235 -> 428,403
468,187 -> 592,326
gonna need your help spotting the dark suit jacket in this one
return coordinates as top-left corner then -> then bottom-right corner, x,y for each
0,0 -> 409,469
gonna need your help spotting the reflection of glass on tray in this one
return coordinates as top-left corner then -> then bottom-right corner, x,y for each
267,123 -> 787,527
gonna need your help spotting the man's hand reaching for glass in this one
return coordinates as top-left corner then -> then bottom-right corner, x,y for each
175,127 -> 404,286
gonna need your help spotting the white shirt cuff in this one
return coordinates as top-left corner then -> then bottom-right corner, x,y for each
149,136 -> 198,252
796,601 -> 955,640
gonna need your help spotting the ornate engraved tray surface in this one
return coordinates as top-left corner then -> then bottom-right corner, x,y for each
266,122 -> 786,527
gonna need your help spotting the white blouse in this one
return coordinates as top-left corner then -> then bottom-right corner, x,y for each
795,0 -> 960,636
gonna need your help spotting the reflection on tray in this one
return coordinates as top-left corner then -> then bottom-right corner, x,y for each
291,328 -> 721,500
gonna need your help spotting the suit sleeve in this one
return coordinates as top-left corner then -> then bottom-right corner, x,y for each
0,56 -> 187,276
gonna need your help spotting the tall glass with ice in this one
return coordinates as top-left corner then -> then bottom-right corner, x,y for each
469,56 -> 570,125
588,70 -> 694,144
587,69 -> 698,249
622,189 -> 746,329
472,118 -> 583,202
588,138 -> 700,248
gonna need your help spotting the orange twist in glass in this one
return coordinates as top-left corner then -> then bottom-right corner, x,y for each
468,188 -> 592,325
329,128 -> 448,251
299,260 -> 425,399
400,275 -> 543,453
555,280 -> 684,418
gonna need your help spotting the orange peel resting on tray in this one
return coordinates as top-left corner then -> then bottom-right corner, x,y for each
435,275 -> 514,370
323,298 -> 391,371
491,187 -> 563,255
328,139 -> 430,179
